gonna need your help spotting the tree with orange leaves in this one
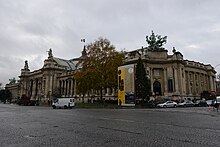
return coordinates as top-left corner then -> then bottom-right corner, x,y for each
74,37 -> 125,103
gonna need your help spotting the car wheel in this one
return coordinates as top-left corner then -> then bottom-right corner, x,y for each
163,105 -> 167,108
52,105 -> 56,109
64,105 -> 67,109
174,105 -> 177,108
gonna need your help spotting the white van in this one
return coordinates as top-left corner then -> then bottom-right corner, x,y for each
52,98 -> 75,109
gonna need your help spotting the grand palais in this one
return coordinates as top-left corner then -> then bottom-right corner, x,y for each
5,42 -> 216,104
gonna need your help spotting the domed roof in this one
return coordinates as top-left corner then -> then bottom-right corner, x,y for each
53,57 -> 76,71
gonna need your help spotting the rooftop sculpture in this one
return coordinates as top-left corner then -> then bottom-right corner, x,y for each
48,48 -> 53,58
24,60 -> 29,70
146,31 -> 167,51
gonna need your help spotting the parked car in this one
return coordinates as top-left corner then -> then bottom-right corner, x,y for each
194,100 -> 207,107
177,101 -> 194,107
157,101 -> 177,108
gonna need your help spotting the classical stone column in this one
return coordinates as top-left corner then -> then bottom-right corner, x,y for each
150,68 -> 153,93
49,75 -> 53,97
207,75 -> 210,91
200,74 -> 204,92
65,80 -> 68,97
63,80 -> 65,96
163,68 -> 168,93
62,80 -> 65,96
74,79 -> 77,96
213,76 -> 216,92
193,72 -> 197,95
191,72 -> 195,95
182,69 -> 186,95
188,72 -> 192,95
38,77 -> 42,101
32,79 -> 37,100
174,68 -> 179,94
42,78 -> 45,99
179,68 -> 183,95
198,73 -> 201,94
204,75 -> 207,91
210,75 -> 214,91
45,77 -> 48,99
68,80 -> 71,96
65,80 -> 67,96
45,75 -> 50,101
70,79 -> 73,97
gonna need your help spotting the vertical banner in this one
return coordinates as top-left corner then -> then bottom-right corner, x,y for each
118,64 -> 135,106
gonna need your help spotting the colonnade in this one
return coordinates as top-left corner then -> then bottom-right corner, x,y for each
59,79 -> 75,97
146,66 -> 216,98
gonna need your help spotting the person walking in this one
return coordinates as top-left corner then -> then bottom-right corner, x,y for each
212,99 -> 216,111
216,102 -> 219,112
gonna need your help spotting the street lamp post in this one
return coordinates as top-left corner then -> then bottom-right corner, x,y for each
214,64 -> 220,96
215,64 -> 220,81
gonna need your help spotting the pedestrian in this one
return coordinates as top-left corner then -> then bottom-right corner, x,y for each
119,99 -> 122,108
212,99 -> 216,111
216,102 -> 219,112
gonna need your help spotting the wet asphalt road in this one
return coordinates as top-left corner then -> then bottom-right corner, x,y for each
0,103 -> 220,147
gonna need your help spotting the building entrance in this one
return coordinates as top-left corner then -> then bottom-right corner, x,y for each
153,81 -> 161,96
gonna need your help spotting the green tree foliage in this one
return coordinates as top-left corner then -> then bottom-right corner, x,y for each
0,89 -> 12,103
74,37 -> 125,102
200,91 -> 215,100
74,71 -> 92,103
135,58 -> 151,103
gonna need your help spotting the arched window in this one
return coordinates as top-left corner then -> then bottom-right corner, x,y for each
153,81 -> 161,96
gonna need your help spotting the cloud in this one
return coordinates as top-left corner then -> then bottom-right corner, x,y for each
1,0 -> 220,86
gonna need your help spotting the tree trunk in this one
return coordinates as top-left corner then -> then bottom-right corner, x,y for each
100,87 -> 103,103
82,93 -> 85,103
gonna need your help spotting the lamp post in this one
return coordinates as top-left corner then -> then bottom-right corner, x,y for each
215,64 -> 220,81
214,64 -> 220,96
37,80 -> 41,106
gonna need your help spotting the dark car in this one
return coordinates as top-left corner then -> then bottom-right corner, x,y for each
177,100 -> 194,107
194,100 -> 207,107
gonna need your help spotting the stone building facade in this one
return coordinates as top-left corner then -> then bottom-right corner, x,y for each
5,48 -> 117,104
124,47 -> 216,100
5,83 -> 19,102
5,46 -> 216,103
216,81 -> 220,95
18,49 -> 82,103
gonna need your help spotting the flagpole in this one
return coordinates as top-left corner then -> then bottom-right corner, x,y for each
81,38 -> 86,56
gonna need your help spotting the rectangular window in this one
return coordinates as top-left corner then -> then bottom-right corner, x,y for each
168,79 -> 173,92
154,69 -> 160,76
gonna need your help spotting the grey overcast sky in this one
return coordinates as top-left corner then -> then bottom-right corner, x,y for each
0,0 -> 220,86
